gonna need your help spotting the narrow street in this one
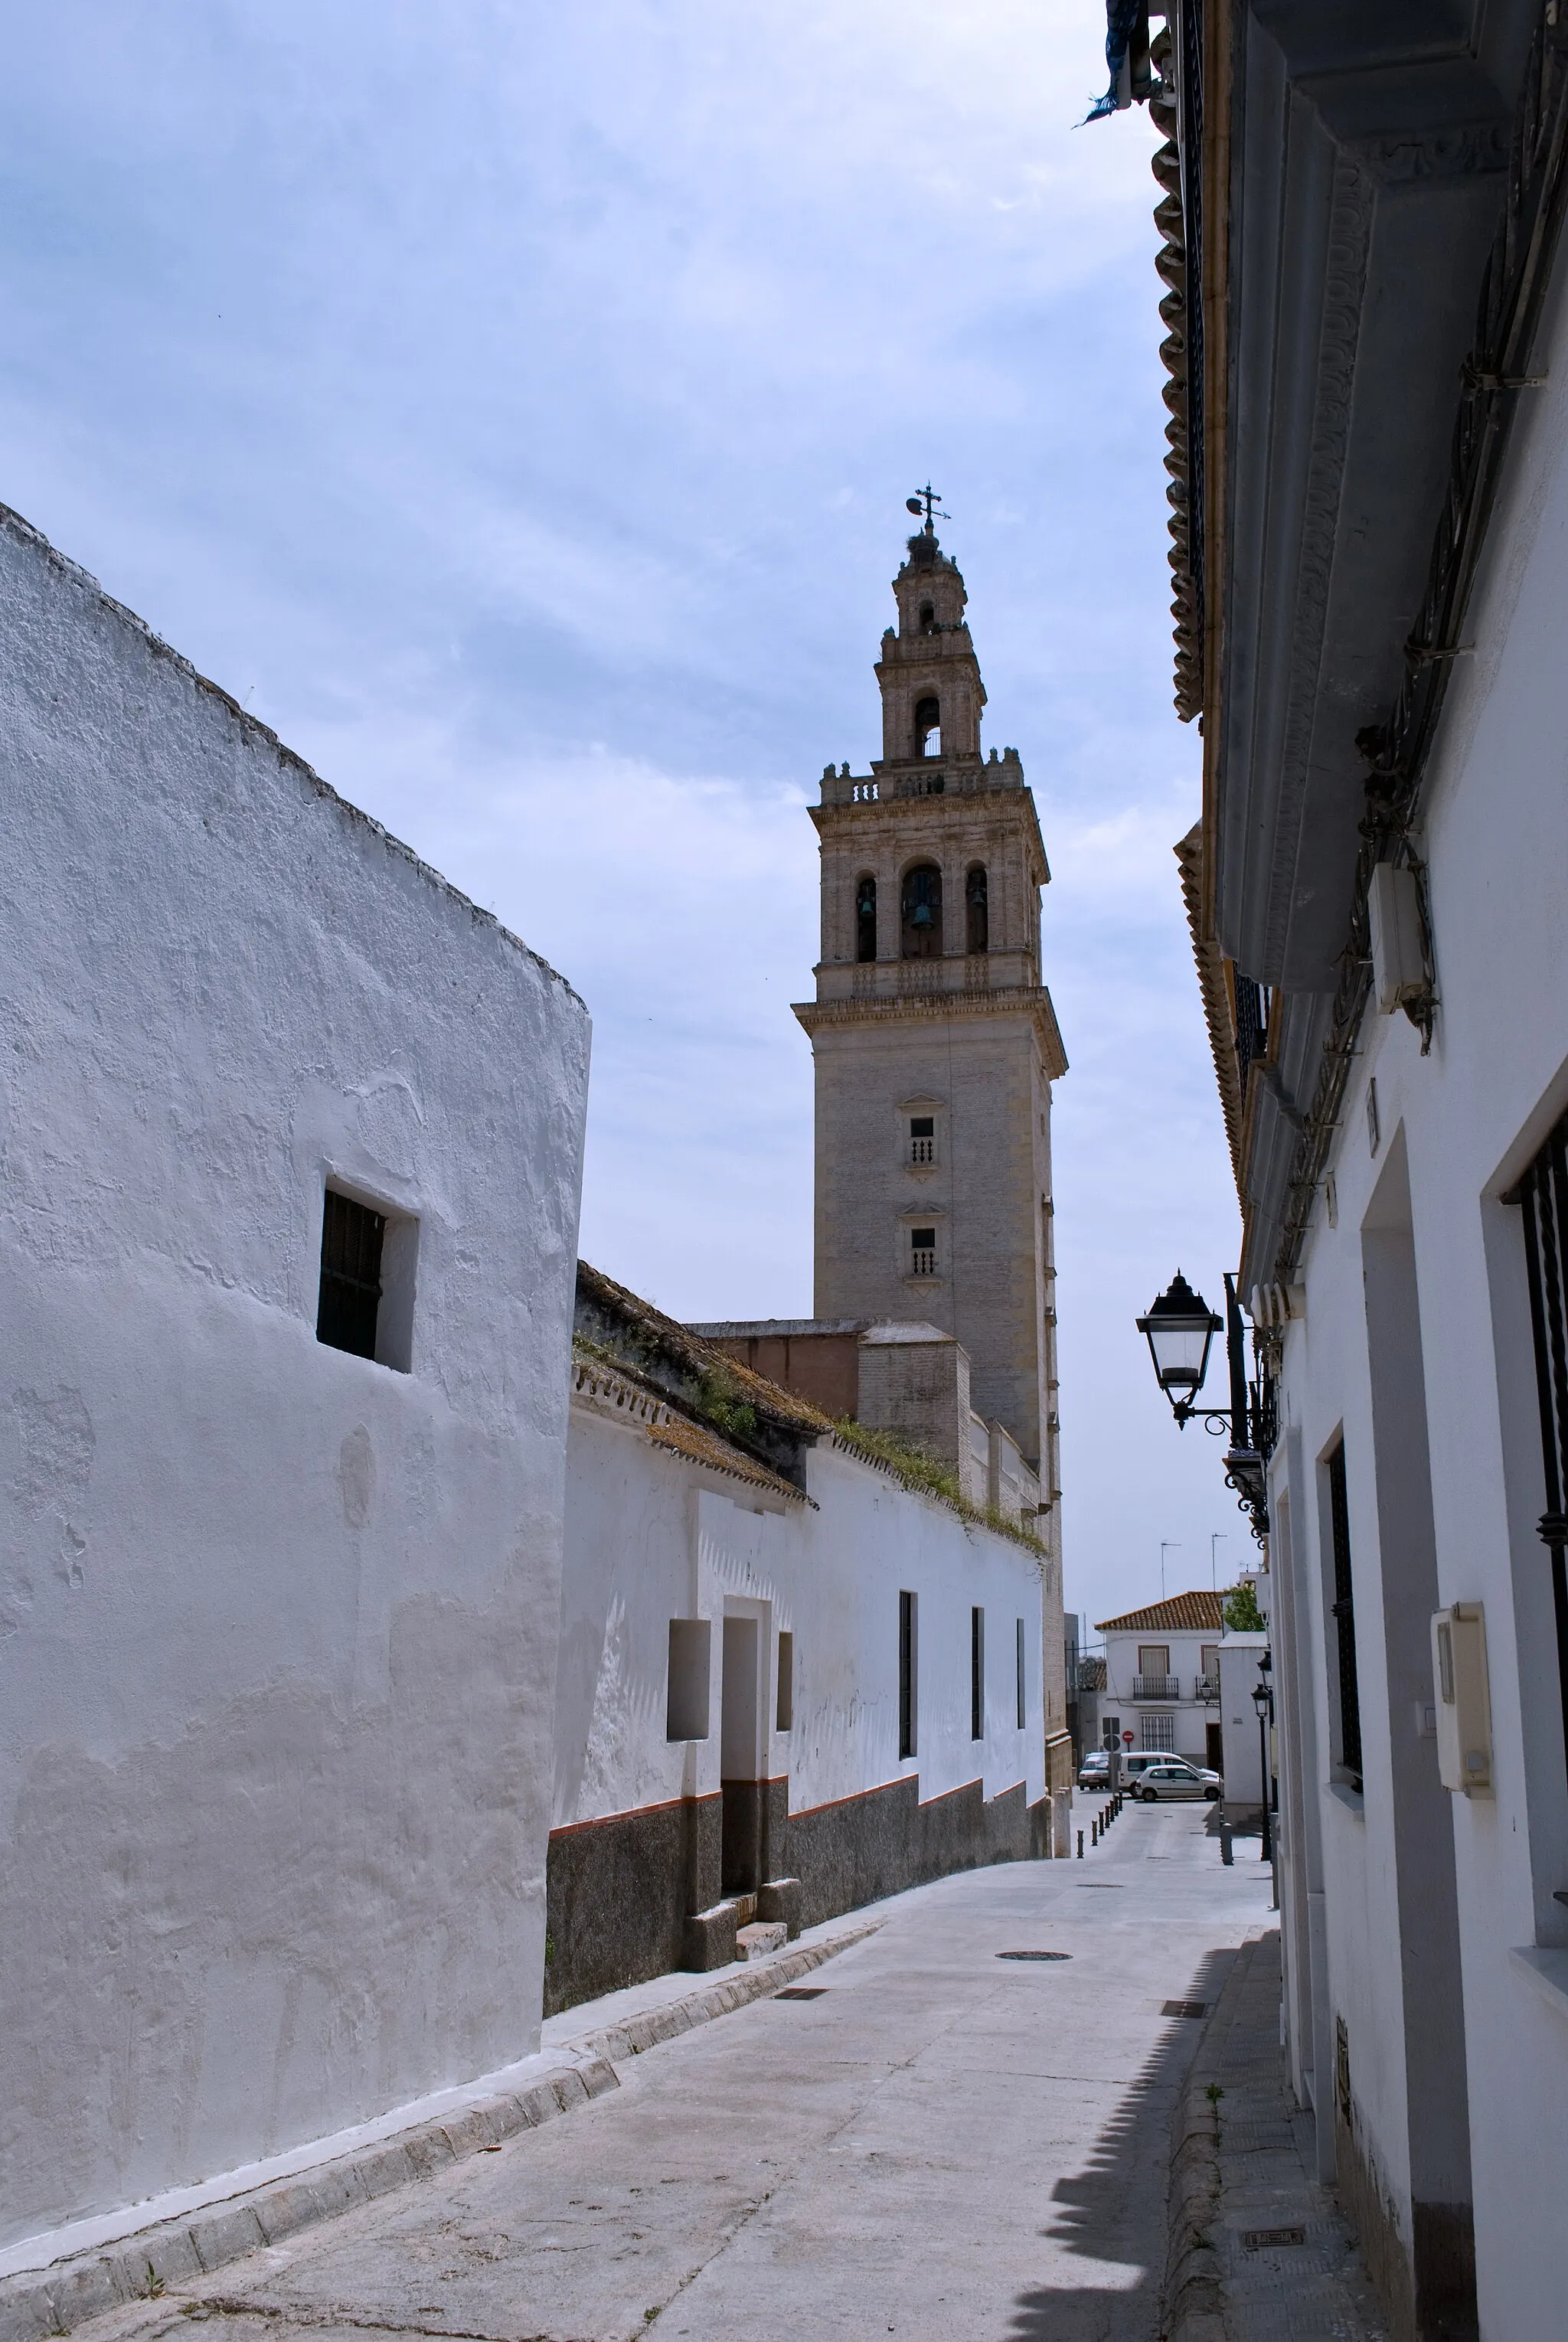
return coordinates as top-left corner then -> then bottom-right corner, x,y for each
70,1805 -> 1272,2342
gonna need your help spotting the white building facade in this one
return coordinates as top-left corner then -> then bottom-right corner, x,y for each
1093,1593 -> 1227,1771
0,508 -> 590,2262
550,1265 -> 1054,2012
1140,7 -> 1568,2334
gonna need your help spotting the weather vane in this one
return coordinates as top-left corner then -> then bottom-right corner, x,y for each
905,485 -> 949,528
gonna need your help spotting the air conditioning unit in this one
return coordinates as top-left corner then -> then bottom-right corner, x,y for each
1431,1602 -> 1492,1797
1369,863 -> 1426,1014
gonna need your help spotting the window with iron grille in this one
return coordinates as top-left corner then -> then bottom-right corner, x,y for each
1015,1616 -> 1026,1729
1511,1106 -> 1568,1786
971,1605 -> 985,1740
317,1190 -> 384,1360
1141,1713 -> 1175,1751
910,1227 -> 937,1276
1327,1439 -> 1364,1787
899,1590 -> 918,1759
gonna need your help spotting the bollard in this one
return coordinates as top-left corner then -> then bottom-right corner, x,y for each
1076,1829 -> 1084,1858
1220,1820 -> 1233,1867
1092,1816 -> 1099,1844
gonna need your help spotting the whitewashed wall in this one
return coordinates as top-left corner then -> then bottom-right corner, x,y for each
557,1400 -> 1047,1834
1266,248 -> 1568,2339
0,508 -> 590,2257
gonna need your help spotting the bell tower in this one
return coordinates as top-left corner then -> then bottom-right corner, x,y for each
793,518 -> 1067,1483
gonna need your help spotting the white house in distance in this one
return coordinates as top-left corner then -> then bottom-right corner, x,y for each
1094,1592 -> 1225,1770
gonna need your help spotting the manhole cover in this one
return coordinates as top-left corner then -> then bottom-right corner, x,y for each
774,1987 -> 828,2001
1162,1999 -> 1210,2018
997,1950 -> 1072,1961
1243,2227 -> 1306,2250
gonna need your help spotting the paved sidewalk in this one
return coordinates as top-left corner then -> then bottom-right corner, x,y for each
38,1799 -> 1271,2342
1165,1929 -> 1388,2342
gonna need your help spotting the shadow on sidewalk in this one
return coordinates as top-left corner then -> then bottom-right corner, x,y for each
1003,1943 -> 1242,2340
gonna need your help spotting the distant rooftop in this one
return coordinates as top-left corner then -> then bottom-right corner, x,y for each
1094,1592 -> 1228,1635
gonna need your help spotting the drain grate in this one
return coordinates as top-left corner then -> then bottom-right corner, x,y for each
1243,2226 -> 1306,2250
773,1986 -> 828,2001
997,1950 -> 1072,1961
1161,1998 -> 1210,2018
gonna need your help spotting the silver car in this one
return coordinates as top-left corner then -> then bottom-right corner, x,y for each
1077,1750 -> 1110,1789
1135,1760 -> 1222,1802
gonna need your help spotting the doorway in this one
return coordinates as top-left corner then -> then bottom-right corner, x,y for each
1206,1721 -> 1224,1773
720,1612 -> 763,1895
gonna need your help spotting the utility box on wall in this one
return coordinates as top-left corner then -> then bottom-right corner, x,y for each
1431,1602 -> 1493,1796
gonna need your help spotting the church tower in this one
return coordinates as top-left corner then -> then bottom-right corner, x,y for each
793,517 -> 1067,1482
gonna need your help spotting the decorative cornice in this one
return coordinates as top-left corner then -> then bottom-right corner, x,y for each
793,983 -> 1068,1076
1269,5 -> 1568,1286
1263,147 -> 1377,977
570,1351 -> 810,1506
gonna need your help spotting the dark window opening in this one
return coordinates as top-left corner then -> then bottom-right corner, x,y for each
855,874 -> 877,962
901,862 -> 942,958
966,864 -> 988,955
317,1190 -> 384,1360
1016,1617 -> 1027,1729
1512,1103 -> 1568,1789
1327,1440 -> 1364,1787
910,1227 -> 937,1276
910,1114 -> 935,1165
899,1590 -> 918,1759
919,600 -> 936,634
913,695 -> 940,757
972,1605 -> 985,1741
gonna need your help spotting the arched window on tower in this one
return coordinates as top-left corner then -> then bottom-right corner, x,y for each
855,874 -> 877,962
901,864 -> 942,959
913,696 -> 940,758
919,600 -> 936,635
966,864 -> 988,955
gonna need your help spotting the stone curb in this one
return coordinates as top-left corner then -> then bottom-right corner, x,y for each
0,1919 -> 883,2342
1160,1933 -> 1263,2342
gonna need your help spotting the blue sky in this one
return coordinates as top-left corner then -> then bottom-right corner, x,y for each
1,1 -> 1245,1628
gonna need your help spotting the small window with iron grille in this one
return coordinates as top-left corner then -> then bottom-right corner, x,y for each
1510,1104 -> 1568,1795
971,1605 -> 985,1740
1015,1616 -> 1026,1730
318,1190 -> 384,1360
316,1184 -> 418,1370
1325,1438 -> 1364,1788
909,1226 -> 937,1277
899,1590 -> 918,1759
910,1115 -> 936,1166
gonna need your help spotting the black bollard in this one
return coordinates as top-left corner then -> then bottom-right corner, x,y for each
1077,1830 -> 1084,1858
1220,1819 -> 1233,1867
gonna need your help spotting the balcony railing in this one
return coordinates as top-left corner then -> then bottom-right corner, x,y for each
1133,1674 -> 1181,1701
1195,1674 -> 1220,1703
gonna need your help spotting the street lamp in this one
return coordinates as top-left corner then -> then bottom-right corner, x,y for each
1251,1676 -> 1273,1863
1136,1272 -> 1222,1422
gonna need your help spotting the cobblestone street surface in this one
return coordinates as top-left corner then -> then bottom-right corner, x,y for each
44,1805 -> 1298,2342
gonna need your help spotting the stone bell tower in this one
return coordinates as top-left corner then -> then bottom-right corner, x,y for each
793,518 -> 1067,1481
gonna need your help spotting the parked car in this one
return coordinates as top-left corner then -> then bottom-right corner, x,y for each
1135,1761 -> 1222,1802
1077,1749 -> 1110,1789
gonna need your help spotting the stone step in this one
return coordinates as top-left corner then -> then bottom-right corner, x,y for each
736,1921 -> 789,1961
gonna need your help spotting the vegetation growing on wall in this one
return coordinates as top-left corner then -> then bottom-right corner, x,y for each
831,1417 -> 1046,1557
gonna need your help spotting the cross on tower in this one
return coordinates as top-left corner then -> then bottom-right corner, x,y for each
904,485 -> 950,530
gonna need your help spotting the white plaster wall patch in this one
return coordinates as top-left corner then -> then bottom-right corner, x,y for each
355,1080 -> 424,1181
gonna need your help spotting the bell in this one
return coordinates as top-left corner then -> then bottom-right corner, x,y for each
911,905 -> 933,927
